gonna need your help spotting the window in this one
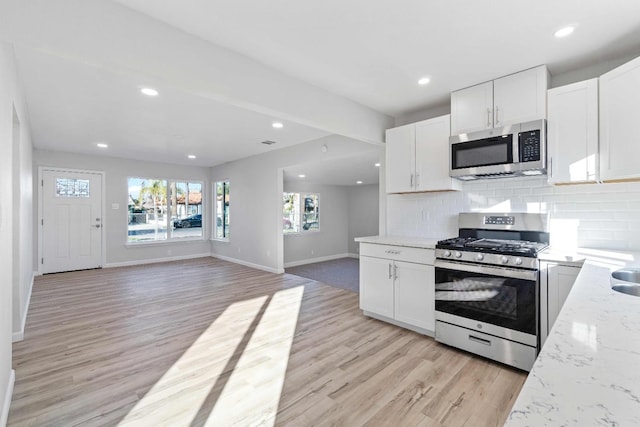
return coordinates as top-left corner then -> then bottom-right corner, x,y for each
128,177 -> 203,243
214,180 -> 230,240
56,178 -> 90,197
283,192 -> 319,234
171,181 -> 203,239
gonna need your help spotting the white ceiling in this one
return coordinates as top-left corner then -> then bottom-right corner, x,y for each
113,0 -> 640,116
4,0 -> 640,183
14,47 -> 330,167
284,150 -> 382,186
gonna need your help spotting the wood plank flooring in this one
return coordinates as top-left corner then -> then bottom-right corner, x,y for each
9,257 -> 526,426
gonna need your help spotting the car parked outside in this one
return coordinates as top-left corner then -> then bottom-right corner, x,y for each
173,214 -> 202,228
303,221 -> 319,230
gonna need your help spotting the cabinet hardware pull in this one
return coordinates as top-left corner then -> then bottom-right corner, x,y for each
469,335 -> 492,346
393,264 -> 398,280
549,156 -> 553,179
495,106 -> 500,125
486,108 -> 491,127
415,173 -> 420,188
410,173 -> 414,188
388,263 -> 392,279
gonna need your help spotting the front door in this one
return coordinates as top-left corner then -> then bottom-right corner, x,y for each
41,169 -> 103,274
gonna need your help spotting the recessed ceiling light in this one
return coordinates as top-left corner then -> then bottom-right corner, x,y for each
554,26 -> 575,38
374,163 -> 381,167
187,154 -> 196,159
96,143 -> 108,148
418,77 -> 431,85
298,174 -> 306,178
140,87 -> 159,96
356,181 -> 363,184
272,122 -> 284,129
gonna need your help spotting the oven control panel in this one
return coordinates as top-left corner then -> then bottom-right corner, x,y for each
435,249 -> 538,270
484,215 -> 515,226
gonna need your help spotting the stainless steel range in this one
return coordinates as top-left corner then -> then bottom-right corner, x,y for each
434,212 -> 549,371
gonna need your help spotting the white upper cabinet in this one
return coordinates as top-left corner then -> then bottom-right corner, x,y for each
385,123 -> 414,193
414,115 -> 461,192
450,81 -> 493,135
386,115 -> 461,193
450,65 -> 549,135
547,79 -> 599,184
600,55 -> 640,181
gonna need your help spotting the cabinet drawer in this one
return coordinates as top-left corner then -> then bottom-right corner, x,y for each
360,243 -> 434,264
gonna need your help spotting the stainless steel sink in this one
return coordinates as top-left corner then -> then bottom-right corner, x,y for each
611,268 -> 640,297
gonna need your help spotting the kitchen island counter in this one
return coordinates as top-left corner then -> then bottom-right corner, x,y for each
506,249 -> 640,426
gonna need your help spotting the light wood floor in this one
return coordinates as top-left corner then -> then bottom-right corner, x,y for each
9,257 -> 526,426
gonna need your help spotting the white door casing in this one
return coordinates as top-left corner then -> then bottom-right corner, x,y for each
41,169 -> 103,274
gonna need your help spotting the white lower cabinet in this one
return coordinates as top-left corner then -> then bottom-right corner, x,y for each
359,243 -> 435,335
540,261 -> 581,346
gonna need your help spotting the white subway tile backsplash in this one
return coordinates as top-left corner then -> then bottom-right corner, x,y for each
386,178 -> 640,250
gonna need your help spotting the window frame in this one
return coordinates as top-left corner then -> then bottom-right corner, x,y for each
213,179 -> 230,242
283,192 -> 320,235
127,177 -> 205,245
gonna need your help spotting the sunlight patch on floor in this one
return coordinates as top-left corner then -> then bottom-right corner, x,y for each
204,285 -> 304,426
118,295 -> 268,426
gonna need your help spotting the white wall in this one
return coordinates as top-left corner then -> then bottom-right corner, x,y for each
386,176 -> 640,251
348,184 -> 379,255
210,135 -> 379,273
10,86 -> 33,342
0,41 -> 30,425
283,183 -> 349,266
33,150 -> 212,266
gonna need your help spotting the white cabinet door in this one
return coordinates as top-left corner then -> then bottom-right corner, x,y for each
547,79 -> 599,184
385,123 -> 415,193
393,261 -> 435,332
493,65 -> 548,127
540,262 -> 580,346
450,81 -> 493,135
359,255 -> 394,318
600,55 -> 640,181
415,115 -> 461,192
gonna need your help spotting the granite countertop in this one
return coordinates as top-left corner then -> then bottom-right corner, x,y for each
506,249 -> 640,426
354,235 -> 440,249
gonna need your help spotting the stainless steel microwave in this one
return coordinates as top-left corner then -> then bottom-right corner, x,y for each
449,119 -> 546,180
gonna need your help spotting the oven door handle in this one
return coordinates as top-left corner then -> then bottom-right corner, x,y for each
434,259 -> 537,281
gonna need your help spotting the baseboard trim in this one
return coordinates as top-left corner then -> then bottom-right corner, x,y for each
211,254 -> 284,274
347,252 -> 359,259
1,369 -> 15,427
104,253 -> 212,269
284,253 -> 353,268
363,311 -> 434,338
12,272 -> 35,343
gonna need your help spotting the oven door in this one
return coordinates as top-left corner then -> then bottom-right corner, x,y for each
434,260 -> 538,336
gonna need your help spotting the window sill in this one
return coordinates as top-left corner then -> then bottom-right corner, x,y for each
284,230 -> 321,237
126,237 -> 206,247
211,238 -> 230,243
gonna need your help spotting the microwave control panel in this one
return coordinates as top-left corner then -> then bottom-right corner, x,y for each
519,130 -> 541,162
